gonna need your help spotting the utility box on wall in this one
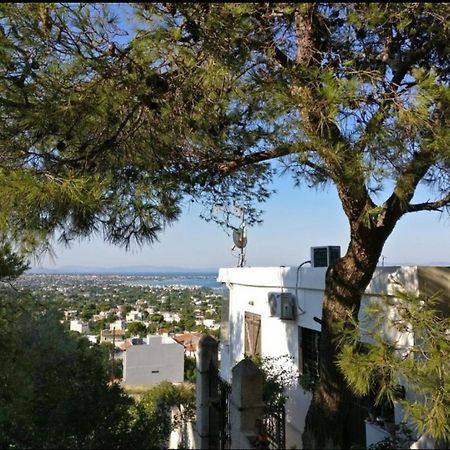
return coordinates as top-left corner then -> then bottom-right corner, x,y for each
280,293 -> 296,320
268,292 -> 296,320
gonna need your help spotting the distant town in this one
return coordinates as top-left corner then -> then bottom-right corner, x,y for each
8,273 -> 224,381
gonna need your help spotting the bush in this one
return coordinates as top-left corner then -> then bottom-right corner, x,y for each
184,356 -> 196,382
0,296 -> 163,449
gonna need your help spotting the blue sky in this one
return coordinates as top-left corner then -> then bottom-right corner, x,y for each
32,174 -> 450,271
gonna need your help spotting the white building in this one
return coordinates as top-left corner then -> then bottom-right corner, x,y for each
86,334 -> 98,345
100,328 -> 126,346
64,309 -> 78,320
163,312 -> 181,323
202,319 -> 219,330
70,319 -> 89,334
110,319 -> 126,331
123,335 -> 184,386
218,254 -> 450,449
126,310 -> 143,322
92,311 -> 108,321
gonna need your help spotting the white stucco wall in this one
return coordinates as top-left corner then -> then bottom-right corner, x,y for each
70,319 -> 89,334
218,266 -> 327,446
217,265 -> 430,448
123,335 -> 184,386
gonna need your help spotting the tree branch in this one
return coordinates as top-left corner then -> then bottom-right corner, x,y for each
303,159 -> 332,179
407,193 -> 450,213
379,149 -> 436,229
251,4 -> 296,70
355,42 -> 435,155
216,143 -> 309,175
273,46 -> 295,69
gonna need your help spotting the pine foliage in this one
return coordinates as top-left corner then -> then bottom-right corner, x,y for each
337,290 -> 450,442
0,4 -> 449,253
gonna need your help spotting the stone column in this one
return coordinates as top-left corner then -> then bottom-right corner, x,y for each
230,358 -> 265,449
194,334 -> 220,449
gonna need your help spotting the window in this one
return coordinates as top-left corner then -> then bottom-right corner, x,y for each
299,327 -> 320,380
244,312 -> 261,356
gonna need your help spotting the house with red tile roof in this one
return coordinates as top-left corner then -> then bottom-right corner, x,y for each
174,332 -> 203,356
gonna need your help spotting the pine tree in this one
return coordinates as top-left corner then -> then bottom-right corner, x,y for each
1,3 -> 449,447
337,289 -> 450,445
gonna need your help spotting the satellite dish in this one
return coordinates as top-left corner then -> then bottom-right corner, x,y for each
233,228 -> 247,249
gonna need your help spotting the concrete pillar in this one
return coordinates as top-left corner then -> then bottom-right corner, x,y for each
195,334 -> 220,449
230,358 -> 265,449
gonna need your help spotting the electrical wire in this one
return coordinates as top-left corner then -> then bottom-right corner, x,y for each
295,260 -> 311,315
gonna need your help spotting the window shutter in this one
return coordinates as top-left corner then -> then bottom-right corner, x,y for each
245,312 -> 261,356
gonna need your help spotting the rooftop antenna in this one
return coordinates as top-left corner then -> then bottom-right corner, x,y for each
231,207 -> 247,267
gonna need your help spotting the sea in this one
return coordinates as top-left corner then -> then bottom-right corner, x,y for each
122,272 -> 222,290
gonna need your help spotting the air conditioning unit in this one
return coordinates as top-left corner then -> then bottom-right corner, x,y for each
311,246 -> 341,268
267,292 -> 296,320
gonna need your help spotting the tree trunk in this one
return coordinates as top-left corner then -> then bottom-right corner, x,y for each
302,228 -> 390,449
